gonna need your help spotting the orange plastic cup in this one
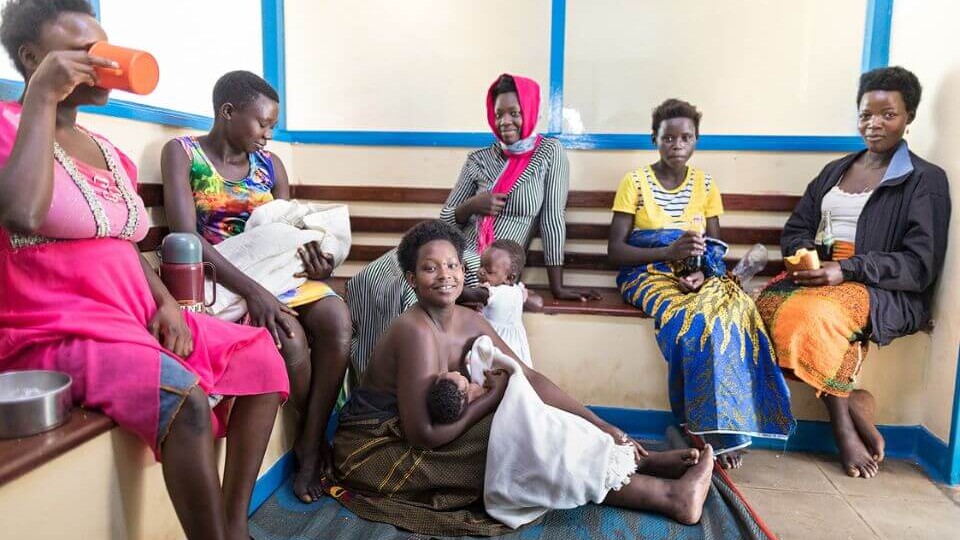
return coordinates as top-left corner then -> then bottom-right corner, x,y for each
88,42 -> 159,95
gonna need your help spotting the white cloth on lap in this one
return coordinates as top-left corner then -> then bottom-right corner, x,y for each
244,199 -> 351,267
205,199 -> 351,321
467,336 -> 636,529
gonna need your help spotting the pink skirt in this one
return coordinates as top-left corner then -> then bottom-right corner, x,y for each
0,236 -> 289,458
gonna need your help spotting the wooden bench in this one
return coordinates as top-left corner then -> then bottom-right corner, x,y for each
0,409 -> 114,486
136,183 -> 799,317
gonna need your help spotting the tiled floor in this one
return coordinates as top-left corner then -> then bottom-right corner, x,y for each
726,450 -> 960,539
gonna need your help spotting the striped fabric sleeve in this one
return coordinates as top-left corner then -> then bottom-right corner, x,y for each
439,152 -> 484,229
703,174 -> 724,217
540,139 -> 570,267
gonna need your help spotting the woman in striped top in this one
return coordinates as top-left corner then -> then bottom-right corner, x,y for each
607,99 -> 794,469
347,73 -> 598,375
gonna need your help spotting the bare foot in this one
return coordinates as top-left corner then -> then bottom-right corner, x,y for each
716,450 -> 744,469
665,444 -> 714,525
637,448 -> 700,479
849,389 -> 885,462
831,408 -> 879,479
293,443 -> 331,503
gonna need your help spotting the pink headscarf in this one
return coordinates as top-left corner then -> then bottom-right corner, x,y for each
476,73 -> 543,254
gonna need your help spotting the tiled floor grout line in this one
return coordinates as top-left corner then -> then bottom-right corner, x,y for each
815,458 -> 883,539
742,485 -> 842,496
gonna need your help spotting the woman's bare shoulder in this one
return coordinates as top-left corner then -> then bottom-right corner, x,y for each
453,305 -> 500,337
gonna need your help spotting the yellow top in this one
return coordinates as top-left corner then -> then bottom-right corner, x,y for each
611,164 -> 724,230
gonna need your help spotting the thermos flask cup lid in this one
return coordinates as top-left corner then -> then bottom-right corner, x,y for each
160,233 -> 202,264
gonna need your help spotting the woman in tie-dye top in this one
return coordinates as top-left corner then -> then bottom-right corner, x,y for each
161,71 -> 351,504
180,135 -> 275,244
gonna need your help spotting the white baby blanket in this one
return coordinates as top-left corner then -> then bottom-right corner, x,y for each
467,336 -> 636,529
205,199 -> 351,321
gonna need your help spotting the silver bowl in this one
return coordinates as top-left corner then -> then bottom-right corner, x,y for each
0,370 -> 73,439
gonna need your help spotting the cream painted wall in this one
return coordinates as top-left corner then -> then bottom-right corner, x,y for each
0,409 -> 299,540
525,315 -> 928,425
77,113 -> 294,185
887,0 -> 960,441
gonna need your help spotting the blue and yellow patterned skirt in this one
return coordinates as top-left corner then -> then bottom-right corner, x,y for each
617,229 -> 794,453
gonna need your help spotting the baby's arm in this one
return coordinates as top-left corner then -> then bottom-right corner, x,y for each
520,283 -> 543,312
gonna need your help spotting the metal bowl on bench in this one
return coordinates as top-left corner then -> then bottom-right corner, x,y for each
0,370 -> 73,439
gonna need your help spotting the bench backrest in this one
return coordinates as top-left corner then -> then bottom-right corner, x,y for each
137,184 -> 799,277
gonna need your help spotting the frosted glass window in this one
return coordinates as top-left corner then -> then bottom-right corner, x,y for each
563,0 -> 867,135
99,0 -> 263,117
285,0 -> 552,131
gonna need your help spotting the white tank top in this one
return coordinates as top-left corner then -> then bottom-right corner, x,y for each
821,184 -> 872,243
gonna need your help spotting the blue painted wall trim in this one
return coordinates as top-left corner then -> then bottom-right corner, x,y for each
547,0 -> 566,134
0,80 -> 22,101
261,0 -> 287,132
89,0 -> 101,19
586,407 -> 955,485
275,129 -> 497,148
270,131 -> 866,152
0,79 -> 214,130
862,0 -> 894,72
80,100 -> 213,130
249,451 -> 295,516
558,133 -> 865,152
949,345 -> 960,485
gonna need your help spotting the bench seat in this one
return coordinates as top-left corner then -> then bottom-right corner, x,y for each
0,409 -> 115,486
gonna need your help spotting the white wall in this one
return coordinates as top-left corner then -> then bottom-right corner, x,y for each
888,0 -> 960,441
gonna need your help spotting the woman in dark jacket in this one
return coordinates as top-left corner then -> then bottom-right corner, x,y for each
757,66 -> 951,480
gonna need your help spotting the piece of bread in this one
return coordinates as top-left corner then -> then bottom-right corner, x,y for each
783,248 -> 821,273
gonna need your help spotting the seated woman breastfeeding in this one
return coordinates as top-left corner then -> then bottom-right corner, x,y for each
0,2 -> 288,539
607,99 -> 795,469
160,70 -> 351,503
756,66 -> 951,479
329,220 -> 714,537
347,73 -> 599,377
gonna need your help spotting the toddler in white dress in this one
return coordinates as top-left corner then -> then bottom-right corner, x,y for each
478,240 -> 542,367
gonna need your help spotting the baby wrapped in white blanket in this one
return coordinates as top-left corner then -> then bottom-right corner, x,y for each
204,199 -> 351,321
466,336 -> 637,529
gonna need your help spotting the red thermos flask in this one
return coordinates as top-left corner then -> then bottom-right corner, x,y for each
159,233 -> 216,313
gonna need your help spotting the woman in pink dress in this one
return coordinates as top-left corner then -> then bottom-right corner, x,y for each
0,2 -> 288,539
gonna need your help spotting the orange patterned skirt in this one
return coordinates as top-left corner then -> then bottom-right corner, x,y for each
755,242 -> 870,397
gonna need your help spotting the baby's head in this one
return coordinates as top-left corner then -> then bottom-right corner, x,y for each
479,239 -> 525,286
427,371 -> 469,424
426,371 -> 488,424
